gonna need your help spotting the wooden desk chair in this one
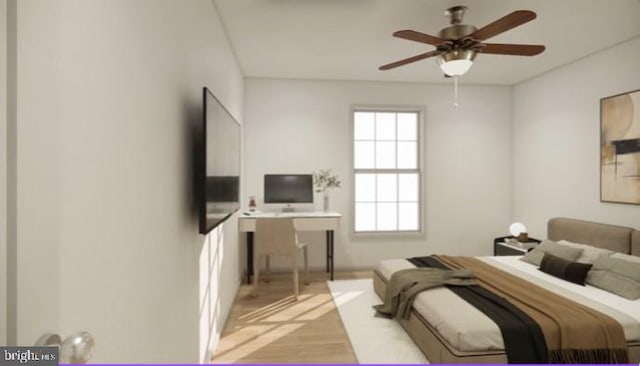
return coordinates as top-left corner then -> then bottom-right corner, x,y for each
253,217 -> 309,299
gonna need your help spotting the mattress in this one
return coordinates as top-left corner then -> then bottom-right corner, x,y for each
374,256 -> 640,352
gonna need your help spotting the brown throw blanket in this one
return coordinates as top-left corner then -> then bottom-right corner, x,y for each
374,267 -> 476,319
436,255 -> 629,364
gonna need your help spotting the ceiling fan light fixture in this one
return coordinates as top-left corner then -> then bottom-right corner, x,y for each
437,49 -> 476,76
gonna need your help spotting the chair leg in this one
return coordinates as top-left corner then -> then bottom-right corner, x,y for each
265,255 -> 270,283
303,247 -> 309,285
292,255 -> 299,300
252,254 -> 260,297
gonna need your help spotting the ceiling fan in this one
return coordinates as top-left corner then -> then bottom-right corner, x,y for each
379,6 -> 545,76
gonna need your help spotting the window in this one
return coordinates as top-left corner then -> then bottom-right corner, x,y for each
353,108 -> 422,233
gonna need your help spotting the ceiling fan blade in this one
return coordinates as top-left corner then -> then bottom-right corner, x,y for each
469,10 -> 536,41
379,50 -> 442,70
393,30 -> 446,46
479,43 -> 545,56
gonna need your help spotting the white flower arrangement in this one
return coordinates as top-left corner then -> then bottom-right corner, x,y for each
313,169 -> 341,193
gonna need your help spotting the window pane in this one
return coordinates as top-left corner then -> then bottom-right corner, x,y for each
397,113 -> 417,141
397,141 -> 417,169
399,202 -> 419,231
375,141 -> 396,169
354,141 -> 374,169
355,174 -> 375,202
354,112 -> 374,140
376,113 -> 396,140
398,173 -> 419,202
377,174 -> 397,202
353,109 -> 422,234
377,203 -> 397,231
355,203 -> 376,231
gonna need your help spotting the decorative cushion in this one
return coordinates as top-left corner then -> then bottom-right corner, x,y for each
520,240 -> 584,266
586,254 -> 640,300
539,252 -> 592,285
610,252 -> 640,264
557,240 -> 614,264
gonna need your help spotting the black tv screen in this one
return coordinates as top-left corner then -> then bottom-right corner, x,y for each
199,87 -> 241,234
206,176 -> 239,202
264,174 -> 314,204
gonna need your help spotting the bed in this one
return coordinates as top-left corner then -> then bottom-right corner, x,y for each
373,217 -> 640,363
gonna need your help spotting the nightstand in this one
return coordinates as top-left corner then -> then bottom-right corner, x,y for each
493,236 -> 541,256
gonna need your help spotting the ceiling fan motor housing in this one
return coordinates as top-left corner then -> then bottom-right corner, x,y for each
438,48 -> 477,64
439,24 -> 477,41
440,5 -> 476,41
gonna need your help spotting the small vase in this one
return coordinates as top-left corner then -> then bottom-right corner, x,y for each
323,193 -> 330,212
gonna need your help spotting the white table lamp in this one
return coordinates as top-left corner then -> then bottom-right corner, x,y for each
509,222 -> 528,241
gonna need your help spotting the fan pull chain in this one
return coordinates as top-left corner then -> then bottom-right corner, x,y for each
453,75 -> 459,108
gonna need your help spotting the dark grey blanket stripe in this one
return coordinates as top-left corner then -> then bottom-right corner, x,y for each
408,256 -> 548,364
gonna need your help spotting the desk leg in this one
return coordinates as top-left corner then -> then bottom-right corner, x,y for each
326,230 -> 334,281
331,230 -> 334,281
247,232 -> 253,285
325,231 -> 330,273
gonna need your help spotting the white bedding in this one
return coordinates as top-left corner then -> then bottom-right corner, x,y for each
374,256 -> 640,352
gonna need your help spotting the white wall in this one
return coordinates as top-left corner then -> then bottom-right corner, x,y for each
0,0 -> 7,346
513,36 -> 640,237
14,0 -> 243,362
244,78 -> 512,269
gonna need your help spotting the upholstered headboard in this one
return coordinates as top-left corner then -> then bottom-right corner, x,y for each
547,217 -> 638,255
632,231 -> 640,257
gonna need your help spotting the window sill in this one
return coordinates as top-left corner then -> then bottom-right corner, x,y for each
350,229 -> 426,241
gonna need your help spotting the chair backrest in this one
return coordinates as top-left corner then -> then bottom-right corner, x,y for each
254,218 -> 299,256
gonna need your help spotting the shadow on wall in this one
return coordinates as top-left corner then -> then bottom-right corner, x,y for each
183,94 -> 203,220
185,92 -> 220,362
187,89 -> 242,361
198,225 -> 224,362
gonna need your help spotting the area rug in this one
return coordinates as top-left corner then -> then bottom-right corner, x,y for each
327,279 -> 429,364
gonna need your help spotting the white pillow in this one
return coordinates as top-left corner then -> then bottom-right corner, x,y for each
557,240 -> 614,264
611,252 -> 640,264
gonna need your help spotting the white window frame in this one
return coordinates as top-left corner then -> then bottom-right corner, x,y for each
350,105 -> 426,235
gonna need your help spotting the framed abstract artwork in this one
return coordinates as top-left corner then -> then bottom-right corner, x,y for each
601,89 -> 640,204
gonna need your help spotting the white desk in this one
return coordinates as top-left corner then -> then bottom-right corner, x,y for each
238,212 -> 341,283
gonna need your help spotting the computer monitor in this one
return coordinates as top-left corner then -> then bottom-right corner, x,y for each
264,174 -> 314,206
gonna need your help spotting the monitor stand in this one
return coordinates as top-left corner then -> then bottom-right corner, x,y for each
281,204 -> 296,213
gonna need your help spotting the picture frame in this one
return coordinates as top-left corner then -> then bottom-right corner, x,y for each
600,89 -> 640,204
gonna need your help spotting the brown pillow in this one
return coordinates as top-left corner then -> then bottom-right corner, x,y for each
539,252 -> 592,286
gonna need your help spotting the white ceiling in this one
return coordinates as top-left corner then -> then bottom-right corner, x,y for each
214,0 -> 640,85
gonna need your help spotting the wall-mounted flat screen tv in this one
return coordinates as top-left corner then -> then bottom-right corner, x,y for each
264,174 -> 314,204
199,87 -> 241,234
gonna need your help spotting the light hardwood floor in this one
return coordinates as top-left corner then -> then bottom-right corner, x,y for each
211,270 -> 371,364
